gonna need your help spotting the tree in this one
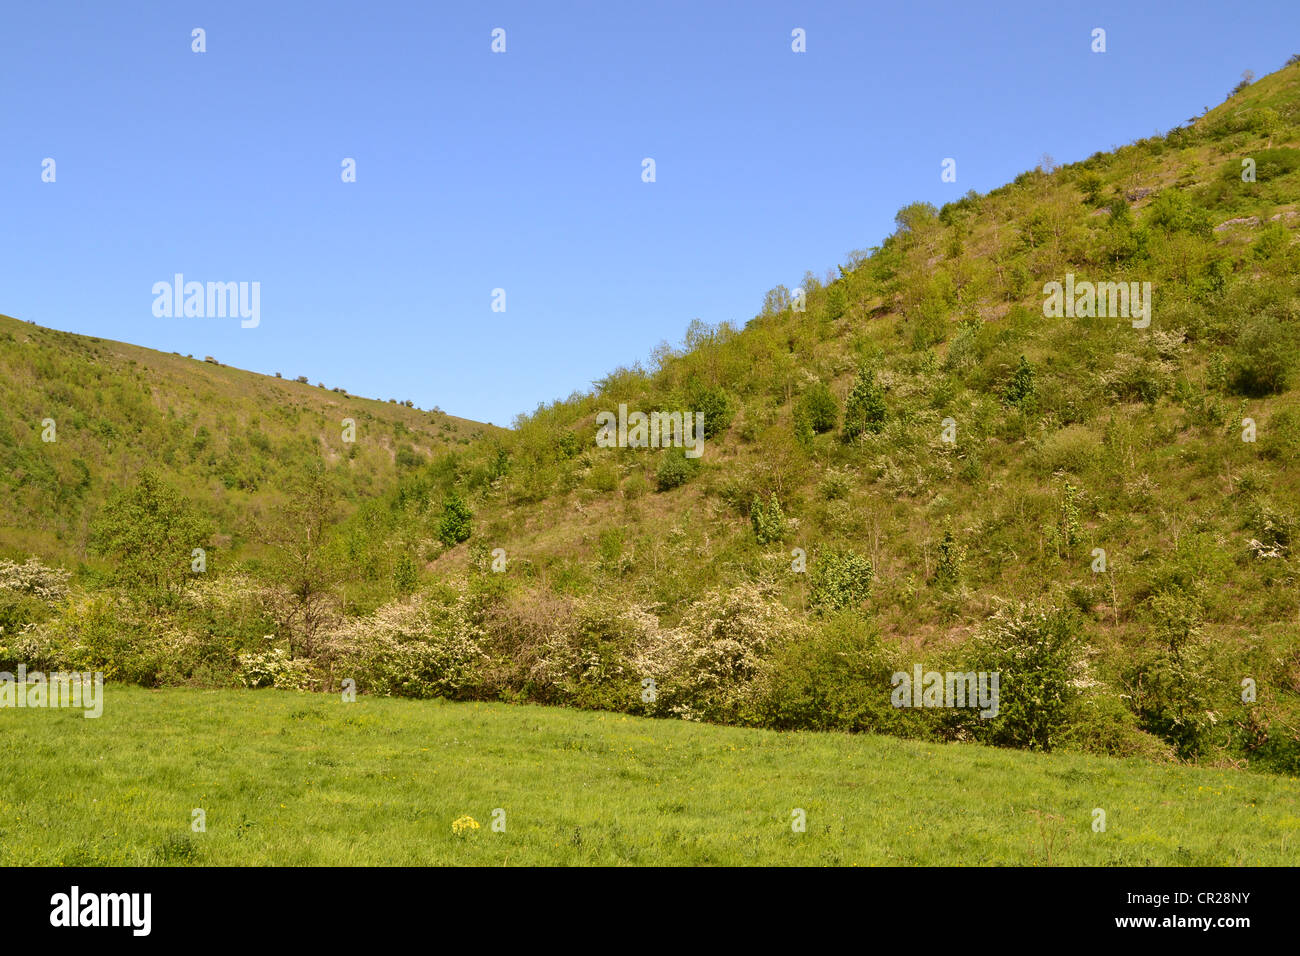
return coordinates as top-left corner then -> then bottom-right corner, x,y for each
750,493 -> 786,544
261,468 -> 341,658
842,368 -> 887,441
893,201 -> 939,236
761,284 -> 792,316
1002,356 -> 1037,408
796,382 -> 838,434
436,493 -> 474,546
90,469 -> 211,607
825,282 -> 848,320
392,551 -> 419,594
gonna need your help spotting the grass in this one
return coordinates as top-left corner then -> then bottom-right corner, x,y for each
2,685 -> 1297,865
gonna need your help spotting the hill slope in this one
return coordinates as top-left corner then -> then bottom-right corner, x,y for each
0,311 -> 498,562
4,58 -> 1300,776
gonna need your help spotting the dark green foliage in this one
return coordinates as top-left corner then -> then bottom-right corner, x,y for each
436,493 -> 473,547
685,379 -> 735,439
1230,317 -> 1292,396
655,447 -> 696,491
842,367 -> 886,440
1002,356 -> 1036,408
796,382 -> 838,434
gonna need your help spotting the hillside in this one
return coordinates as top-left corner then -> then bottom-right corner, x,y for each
0,311 -> 498,564
4,58 -> 1300,776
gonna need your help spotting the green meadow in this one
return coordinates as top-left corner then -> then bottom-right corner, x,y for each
1,685 -> 1296,866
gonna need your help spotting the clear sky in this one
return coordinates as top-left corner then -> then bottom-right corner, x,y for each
2,1 -> 1296,426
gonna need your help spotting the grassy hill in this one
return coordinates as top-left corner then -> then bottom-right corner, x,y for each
0,311 -> 498,564
4,58 -> 1300,779
1,686 -> 1295,865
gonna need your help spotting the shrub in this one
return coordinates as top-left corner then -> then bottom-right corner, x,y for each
796,382 -> 838,434
808,549 -> 874,614
749,493 -> 786,544
842,368 -> 887,440
392,552 -> 419,594
0,557 -> 71,602
436,493 -> 473,546
933,522 -> 966,586
325,592 -> 486,699
761,611 -> 900,732
825,282 -> 848,320
967,603 -> 1085,752
655,447 -> 696,491
685,379 -> 736,439
1002,356 -> 1036,408
237,647 -> 313,690
529,604 -> 643,711
636,582 -> 806,723
1230,318 -> 1292,396
1146,190 -> 1213,238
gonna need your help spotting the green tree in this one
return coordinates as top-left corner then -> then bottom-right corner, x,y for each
655,447 -> 695,491
750,493 -> 786,544
90,469 -> 211,607
761,284 -> 792,316
437,493 -> 474,546
825,282 -> 848,321
1002,356 -> 1037,408
796,382 -> 838,434
809,549 -> 874,614
685,378 -> 736,439
842,367 -> 887,441
392,551 -> 419,594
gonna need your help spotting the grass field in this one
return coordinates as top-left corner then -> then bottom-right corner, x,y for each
2,686 -> 1297,866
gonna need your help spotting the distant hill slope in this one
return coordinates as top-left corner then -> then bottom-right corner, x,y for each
0,311 -> 498,563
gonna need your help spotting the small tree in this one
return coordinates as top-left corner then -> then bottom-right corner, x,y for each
797,382 -> 838,434
436,493 -> 474,546
825,282 -> 848,321
761,284 -> 792,316
656,448 -> 694,491
1002,356 -> 1037,408
750,493 -> 786,544
933,521 -> 966,586
392,551 -> 419,594
90,469 -> 211,607
842,368 -> 887,441
808,549 -> 874,613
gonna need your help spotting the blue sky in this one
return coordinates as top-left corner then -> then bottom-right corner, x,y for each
2,0 -> 1296,426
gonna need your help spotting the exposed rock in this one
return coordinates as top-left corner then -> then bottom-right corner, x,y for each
1213,216 -> 1260,232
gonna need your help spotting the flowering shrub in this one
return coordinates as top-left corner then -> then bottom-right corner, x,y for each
0,557 -> 71,601
324,591 -> 486,699
237,646 -> 314,691
635,582 -> 807,723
